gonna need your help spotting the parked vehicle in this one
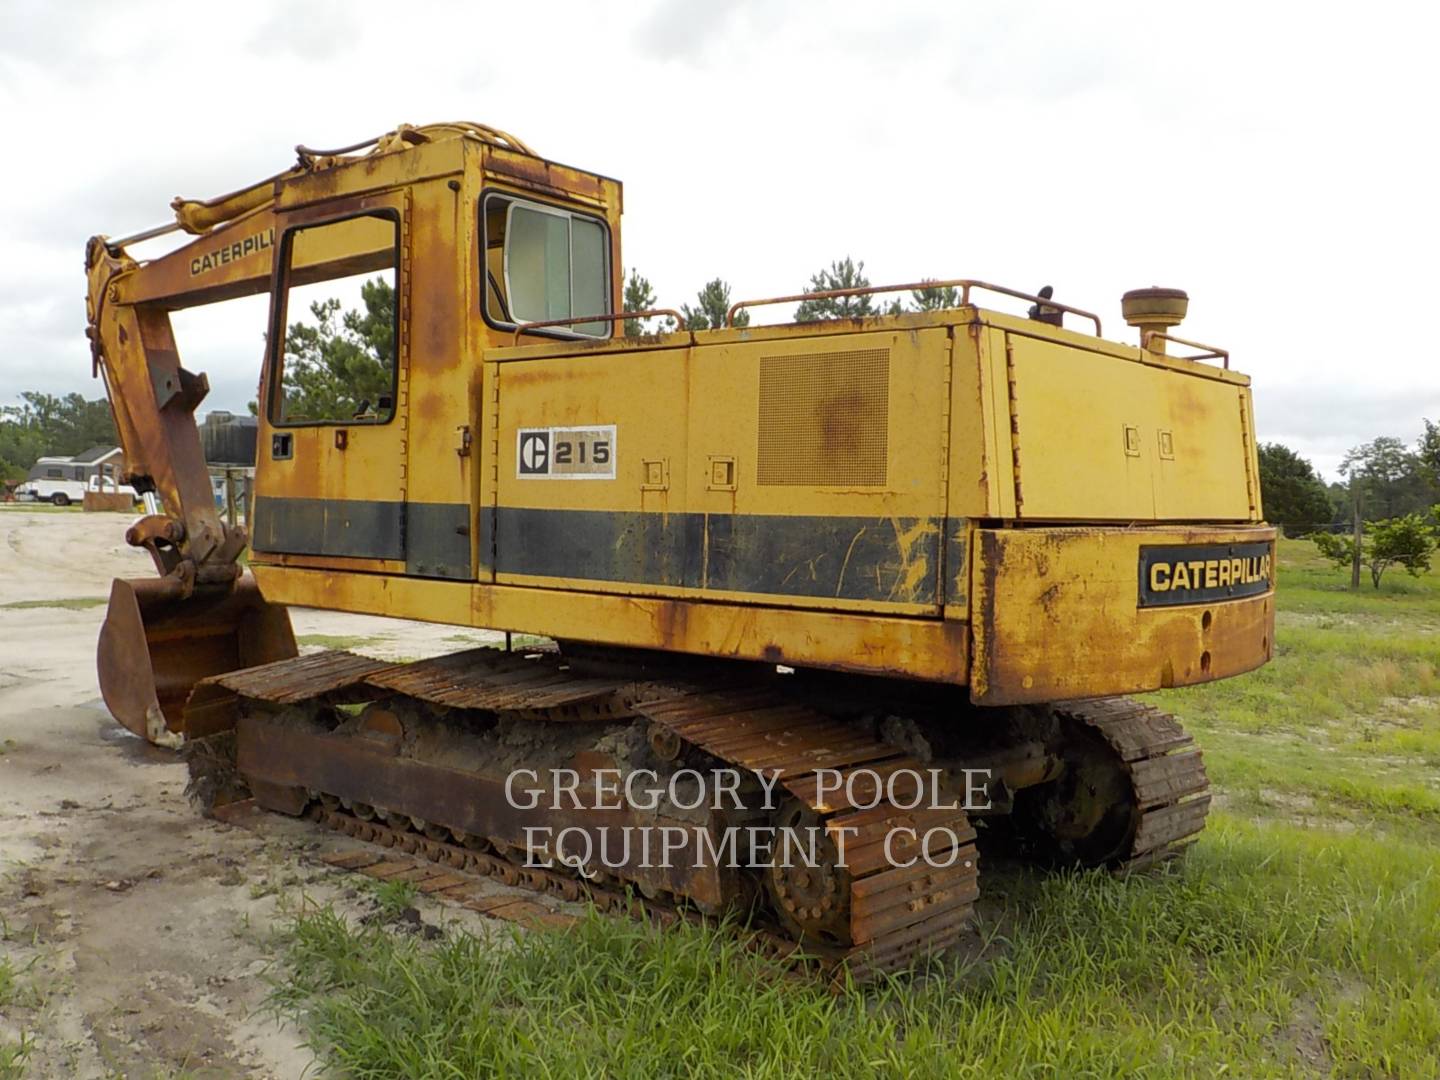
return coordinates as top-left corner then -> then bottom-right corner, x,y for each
88,474 -> 139,498
15,475 -> 88,506
17,447 -> 126,506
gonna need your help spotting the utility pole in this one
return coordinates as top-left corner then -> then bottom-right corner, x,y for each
224,468 -> 237,529
1350,488 -> 1363,590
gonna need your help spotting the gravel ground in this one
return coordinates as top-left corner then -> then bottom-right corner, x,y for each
0,508 -> 510,1078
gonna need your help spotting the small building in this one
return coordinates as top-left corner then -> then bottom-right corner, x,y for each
200,412 -> 258,466
25,446 -> 123,486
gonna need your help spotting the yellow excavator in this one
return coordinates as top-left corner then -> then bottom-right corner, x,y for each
84,121 -> 1273,977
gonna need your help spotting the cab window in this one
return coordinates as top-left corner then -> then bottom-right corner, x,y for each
271,212 -> 399,426
483,194 -> 610,338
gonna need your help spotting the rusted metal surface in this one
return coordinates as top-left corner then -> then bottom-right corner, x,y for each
726,278 -> 1103,335
186,646 -> 633,735
635,688 -> 980,960
1057,697 -> 1212,865
99,573 -> 296,745
124,515 -> 187,577
1141,331 -> 1230,369
86,227 -> 261,574
971,525 -> 1277,705
206,643 -> 980,972
208,641 -> 1217,977
306,812 -> 827,962
638,691 -> 913,796
209,649 -> 390,704
309,120 -> 539,158
236,714 -> 729,910
362,648 -> 637,715
169,172 -> 294,235
271,769 -> 968,983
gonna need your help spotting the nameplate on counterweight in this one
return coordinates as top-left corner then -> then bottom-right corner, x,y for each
1138,542 -> 1273,608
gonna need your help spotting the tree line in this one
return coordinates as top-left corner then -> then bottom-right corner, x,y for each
1259,426 -> 1440,588
0,392 -> 118,482
623,256 -> 960,335
1259,427 -> 1440,533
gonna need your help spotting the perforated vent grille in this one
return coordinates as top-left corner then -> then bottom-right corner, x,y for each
757,349 -> 889,486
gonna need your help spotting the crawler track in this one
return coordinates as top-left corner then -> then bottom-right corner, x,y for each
1054,696 -> 1212,869
200,649 -> 980,981
308,805 -> 819,972
307,801 -> 971,983
192,652 -> 1207,980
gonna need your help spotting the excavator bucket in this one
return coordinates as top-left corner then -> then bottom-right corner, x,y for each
97,572 -> 297,746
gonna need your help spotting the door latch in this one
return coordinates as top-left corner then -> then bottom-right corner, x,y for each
455,424 -> 472,458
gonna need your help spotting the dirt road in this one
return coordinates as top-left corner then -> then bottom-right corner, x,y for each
0,509 -> 508,1078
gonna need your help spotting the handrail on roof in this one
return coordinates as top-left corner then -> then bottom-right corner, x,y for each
725,278 -> 1103,336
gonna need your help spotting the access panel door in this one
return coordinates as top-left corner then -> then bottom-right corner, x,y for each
686,326 -> 952,615
252,203 -> 410,566
1003,332 -> 1256,523
490,347 -> 690,597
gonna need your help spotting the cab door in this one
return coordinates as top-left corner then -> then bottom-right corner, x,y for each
251,200 -> 410,567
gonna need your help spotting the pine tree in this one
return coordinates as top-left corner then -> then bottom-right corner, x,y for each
794,257 -> 875,322
681,278 -> 750,330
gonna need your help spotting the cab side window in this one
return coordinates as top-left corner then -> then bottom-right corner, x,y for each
482,194 -> 611,338
272,213 -> 399,425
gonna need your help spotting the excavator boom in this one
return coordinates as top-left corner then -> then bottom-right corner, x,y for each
85,184 -> 296,744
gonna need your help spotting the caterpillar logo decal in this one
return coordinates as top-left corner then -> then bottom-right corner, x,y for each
516,425 -> 615,479
1138,542 -> 1273,608
189,228 -> 274,276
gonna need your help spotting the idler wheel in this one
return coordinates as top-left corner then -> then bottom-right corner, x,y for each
763,800 -> 852,948
1010,712 -> 1140,866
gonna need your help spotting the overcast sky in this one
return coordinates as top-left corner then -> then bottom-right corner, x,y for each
2,0 -> 1436,479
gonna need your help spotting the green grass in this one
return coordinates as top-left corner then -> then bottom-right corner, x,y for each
366,879 -> 420,919
271,538 -> 1440,1078
441,631 -> 551,650
0,959 -> 32,1080
275,821 -> 1440,1078
0,957 -> 16,1008
1148,540 -> 1440,841
0,1036 -> 30,1080
0,596 -> 107,611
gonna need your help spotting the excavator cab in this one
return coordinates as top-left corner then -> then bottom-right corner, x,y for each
85,121 -> 573,744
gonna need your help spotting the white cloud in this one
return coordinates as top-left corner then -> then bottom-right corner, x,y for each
637,0 -> 754,60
